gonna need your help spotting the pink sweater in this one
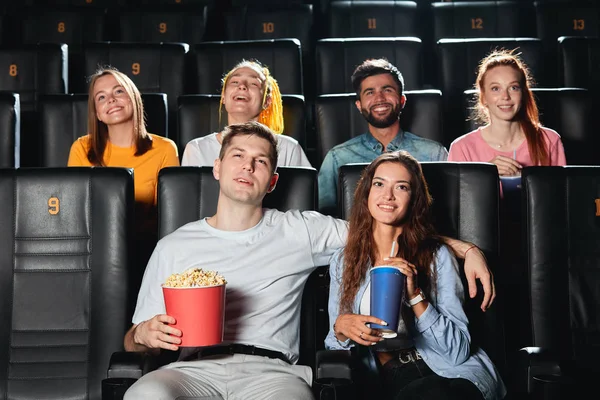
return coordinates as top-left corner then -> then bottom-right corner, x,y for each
448,127 -> 567,167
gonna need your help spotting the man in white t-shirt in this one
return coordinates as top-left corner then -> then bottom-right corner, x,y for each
124,121 -> 495,399
181,60 -> 311,168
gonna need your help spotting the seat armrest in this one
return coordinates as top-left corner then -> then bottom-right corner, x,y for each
516,346 -> 568,397
316,349 -> 353,380
107,351 -> 161,379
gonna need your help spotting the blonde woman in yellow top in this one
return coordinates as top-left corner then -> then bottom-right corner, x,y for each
181,59 -> 311,167
68,68 -> 179,213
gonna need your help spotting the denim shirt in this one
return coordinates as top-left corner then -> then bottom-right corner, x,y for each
325,246 -> 506,400
318,130 -> 448,216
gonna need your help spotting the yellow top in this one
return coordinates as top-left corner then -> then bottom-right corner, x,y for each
67,133 -> 180,207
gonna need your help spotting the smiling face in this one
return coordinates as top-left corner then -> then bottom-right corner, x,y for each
356,73 -> 406,129
480,65 -> 523,123
93,74 -> 134,126
367,161 -> 412,227
221,66 -> 268,121
213,133 -> 278,206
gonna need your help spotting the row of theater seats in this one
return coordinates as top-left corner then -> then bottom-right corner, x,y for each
0,86 -> 597,170
0,0 -> 597,50
2,164 -> 597,399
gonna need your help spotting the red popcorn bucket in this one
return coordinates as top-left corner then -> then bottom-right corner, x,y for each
162,283 -> 226,347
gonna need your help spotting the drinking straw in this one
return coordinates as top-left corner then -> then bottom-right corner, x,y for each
390,240 -> 397,258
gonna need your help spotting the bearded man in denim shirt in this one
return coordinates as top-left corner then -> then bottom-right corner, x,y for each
318,59 -> 448,216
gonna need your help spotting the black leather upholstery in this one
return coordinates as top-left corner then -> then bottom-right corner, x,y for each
315,37 -> 423,94
328,1 -> 418,38
558,36 -> 600,90
0,167 -> 134,400
118,8 -> 207,44
518,166 -> 600,397
464,87 -> 597,165
314,90 -> 444,166
535,1 -> 599,44
323,162 -> 505,391
189,39 -> 303,95
432,1 -> 535,41
38,93 -> 168,167
224,4 -> 314,55
0,93 -> 19,168
177,94 -> 307,155
0,44 -> 68,167
19,7 -> 106,45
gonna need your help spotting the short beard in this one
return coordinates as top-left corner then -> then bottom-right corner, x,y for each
361,104 -> 402,129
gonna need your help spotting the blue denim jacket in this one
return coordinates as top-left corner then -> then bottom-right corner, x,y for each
318,130 -> 448,215
325,246 -> 506,400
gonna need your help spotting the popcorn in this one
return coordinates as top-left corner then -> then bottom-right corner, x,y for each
163,268 -> 227,288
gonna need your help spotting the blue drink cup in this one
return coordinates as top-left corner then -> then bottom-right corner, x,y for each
370,266 -> 405,339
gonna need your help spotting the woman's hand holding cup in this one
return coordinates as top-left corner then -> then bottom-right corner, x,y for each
334,314 -> 386,346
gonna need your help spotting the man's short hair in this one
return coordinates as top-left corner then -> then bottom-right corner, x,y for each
351,58 -> 405,99
219,121 -> 279,172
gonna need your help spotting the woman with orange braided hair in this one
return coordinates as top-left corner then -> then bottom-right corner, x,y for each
182,60 -> 311,167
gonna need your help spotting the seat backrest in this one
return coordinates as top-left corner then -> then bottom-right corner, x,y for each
0,93 -> 19,168
432,1 -> 535,41
558,36 -> 600,90
522,166 -> 600,377
535,1 -> 600,45
118,8 -> 207,44
177,94 -> 306,154
328,1 -> 418,38
224,4 -> 314,55
0,44 -> 68,167
38,93 -> 168,167
189,39 -> 303,95
314,90 -> 443,166
338,162 -> 506,371
157,165 -> 323,369
315,37 -> 423,95
19,7 -> 106,46
0,167 -> 134,400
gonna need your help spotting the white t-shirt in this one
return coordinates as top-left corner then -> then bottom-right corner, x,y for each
181,132 -> 312,167
132,209 -> 348,364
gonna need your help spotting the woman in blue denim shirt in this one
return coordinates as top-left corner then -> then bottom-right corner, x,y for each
325,151 -> 506,400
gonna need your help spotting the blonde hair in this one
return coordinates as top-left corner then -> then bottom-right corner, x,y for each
219,60 -> 284,134
86,67 -> 151,165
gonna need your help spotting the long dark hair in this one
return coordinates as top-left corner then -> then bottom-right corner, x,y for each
473,49 -> 549,166
339,151 -> 441,313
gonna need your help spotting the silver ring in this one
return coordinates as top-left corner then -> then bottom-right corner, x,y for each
359,332 -> 364,339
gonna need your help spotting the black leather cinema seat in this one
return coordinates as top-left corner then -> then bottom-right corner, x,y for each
317,162 -> 506,396
517,166 -> 600,398
0,93 -> 19,168
118,8 -> 208,44
328,1 -> 418,38
558,36 -> 600,90
19,7 -> 106,45
0,167 -> 133,400
177,94 -> 307,155
314,90 -> 444,166
431,1 -> 535,41
104,166 -> 330,397
189,39 -> 303,95
535,1 -> 600,44
315,37 -> 423,94
38,93 -> 168,167
0,44 -> 67,167
224,4 -> 314,55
